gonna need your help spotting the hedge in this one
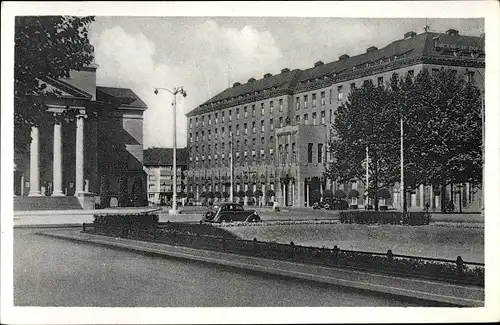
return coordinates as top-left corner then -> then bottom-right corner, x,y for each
339,211 -> 431,225
83,221 -> 483,286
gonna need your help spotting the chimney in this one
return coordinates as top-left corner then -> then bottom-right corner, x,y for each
404,31 -> 416,39
314,61 -> 324,67
233,82 -> 241,87
281,68 -> 290,73
339,54 -> 350,61
366,46 -> 378,53
446,29 -> 459,36
263,73 -> 272,78
248,77 -> 256,83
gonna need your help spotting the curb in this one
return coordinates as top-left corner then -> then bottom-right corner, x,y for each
37,230 -> 484,307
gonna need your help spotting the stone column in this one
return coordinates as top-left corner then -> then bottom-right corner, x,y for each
429,184 -> 434,210
282,182 -> 286,206
28,126 -> 41,196
75,114 -> 86,195
419,184 -> 425,209
306,180 -> 310,207
52,122 -> 64,196
292,180 -> 295,207
411,190 -> 417,209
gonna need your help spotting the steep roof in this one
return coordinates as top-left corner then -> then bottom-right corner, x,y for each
96,86 -> 148,109
143,147 -> 189,166
187,30 -> 484,116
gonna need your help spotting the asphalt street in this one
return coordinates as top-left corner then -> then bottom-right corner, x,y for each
14,228 -> 420,307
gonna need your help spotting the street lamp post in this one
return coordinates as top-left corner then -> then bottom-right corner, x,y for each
154,86 -> 187,215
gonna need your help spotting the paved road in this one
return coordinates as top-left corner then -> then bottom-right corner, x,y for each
14,228 -> 420,307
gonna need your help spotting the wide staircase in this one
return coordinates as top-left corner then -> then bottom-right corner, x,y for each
14,196 -> 82,211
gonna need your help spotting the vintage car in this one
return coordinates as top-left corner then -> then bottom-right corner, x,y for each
202,203 -> 261,223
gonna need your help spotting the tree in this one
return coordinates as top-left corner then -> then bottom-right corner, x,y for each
254,189 -> 263,200
99,175 -> 110,208
237,190 -> 246,200
245,189 -> 254,198
348,189 -> 359,199
222,191 -> 230,201
402,68 -> 482,211
14,16 -> 95,152
118,176 -> 129,207
326,79 -> 399,211
266,189 -> 275,201
214,191 -> 222,199
131,177 -> 145,207
187,192 -> 195,199
334,189 -> 346,199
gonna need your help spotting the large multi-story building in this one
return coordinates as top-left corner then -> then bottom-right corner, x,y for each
143,147 -> 189,205
185,29 -> 484,210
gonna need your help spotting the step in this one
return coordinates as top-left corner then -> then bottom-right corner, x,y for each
14,196 -> 82,211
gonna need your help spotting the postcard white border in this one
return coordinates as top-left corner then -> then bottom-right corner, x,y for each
2,1 -> 499,324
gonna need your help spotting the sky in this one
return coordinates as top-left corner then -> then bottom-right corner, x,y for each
88,17 -> 484,149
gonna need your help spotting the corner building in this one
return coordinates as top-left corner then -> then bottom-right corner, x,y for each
186,29 -> 484,210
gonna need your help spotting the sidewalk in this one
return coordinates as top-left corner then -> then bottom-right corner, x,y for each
38,230 -> 484,307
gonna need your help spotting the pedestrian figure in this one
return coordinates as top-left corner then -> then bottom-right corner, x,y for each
425,202 -> 430,212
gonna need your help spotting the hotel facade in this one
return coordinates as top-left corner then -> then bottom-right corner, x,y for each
185,29 -> 484,210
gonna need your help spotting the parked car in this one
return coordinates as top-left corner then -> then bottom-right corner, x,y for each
202,203 -> 261,223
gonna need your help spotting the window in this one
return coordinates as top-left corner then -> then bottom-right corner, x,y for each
321,111 -> 325,125
221,127 -> 225,138
392,72 -> 399,80
321,91 -> 325,105
308,143 -> 313,163
229,126 -> 232,137
244,123 -> 248,135
350,83 -> 355,92
312,112 -> 317,125
337,85 -> 343,101
279,98 -> 283,111
244,106 -> 248,118
260,104 -> 264,116
270,119 -> 274,131
215,113 -> 218,124
236,108 -> 240,119
252,121 -> 256,134
284,144 -> 289,163
252,105 -> 256,117
377,76 -> 384,87
221,111 -> 225,122
296,97 -> 300,110
260,136 -> 264,145
202,131 -> 205,141
149,193 -> 155,199
195,117 -> 199,127
202,116 -> 205,126
270,101 -> 274,114
214,128 -> 218,139
466,71 -> 475,83
312,93 -> 317,107
189,119 -> 192,129
261,120 -> 265,132
292,143 -> 296,163
189,133 -> 193,143
279,117 -> 283,128
329,89 -> 332,104
278,144 -> 283,164
304,95 -> 309,108
208,114 -> 211,125
296,115 -> 300,123
304,114 -> 309,124
208,129 -> 211,139
407,70 -> 414,78
318,143 -> 323,163
236,124 -> 240,136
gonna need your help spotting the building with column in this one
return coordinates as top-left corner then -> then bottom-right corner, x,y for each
185,29 -> 484,210
143,147 -> 189,205
14,66 -> 148,210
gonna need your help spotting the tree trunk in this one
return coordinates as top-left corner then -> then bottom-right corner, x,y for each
440,181 -> 446,213
373,155 -> 379,212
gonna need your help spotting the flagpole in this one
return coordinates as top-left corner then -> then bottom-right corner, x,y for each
400,116 -> 405,211
229,132 -> 234,203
